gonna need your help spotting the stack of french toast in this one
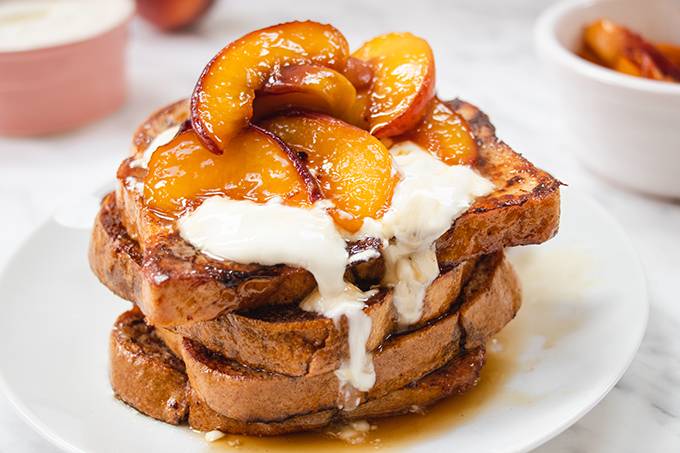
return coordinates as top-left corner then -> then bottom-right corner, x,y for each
88,21 -> 561,437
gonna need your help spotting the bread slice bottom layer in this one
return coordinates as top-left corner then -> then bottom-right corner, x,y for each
110,309 -> 485,436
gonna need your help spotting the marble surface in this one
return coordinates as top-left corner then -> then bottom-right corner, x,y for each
1,0 -> 679,451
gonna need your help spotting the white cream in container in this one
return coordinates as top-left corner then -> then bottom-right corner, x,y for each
0,0 -> 134,136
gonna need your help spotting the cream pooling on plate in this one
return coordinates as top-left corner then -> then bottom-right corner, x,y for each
177,140 -> 493,396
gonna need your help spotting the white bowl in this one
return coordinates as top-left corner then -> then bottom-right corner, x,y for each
535,0 -> 680,199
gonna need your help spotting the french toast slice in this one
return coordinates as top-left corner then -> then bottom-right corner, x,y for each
104,98 -> 558,327
93,191 -> 381,326
91,195 -> 486,377
109,308 -> 189,424
435,100 -> 562,264
110,308 -> 485,435
162,251 -> 519,422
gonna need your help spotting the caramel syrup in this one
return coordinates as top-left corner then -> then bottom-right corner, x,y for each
207,247 -> 592,451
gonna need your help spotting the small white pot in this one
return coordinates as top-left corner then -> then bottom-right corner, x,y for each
535,0 -> 680,199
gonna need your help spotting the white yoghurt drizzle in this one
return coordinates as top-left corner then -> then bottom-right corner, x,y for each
178,197 -> 378,392
176,140 -> 494,399
353,141 -> 495,325
130,124 -> 181,169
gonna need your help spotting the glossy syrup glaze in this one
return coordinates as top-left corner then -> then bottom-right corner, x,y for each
204,247 -> 592,451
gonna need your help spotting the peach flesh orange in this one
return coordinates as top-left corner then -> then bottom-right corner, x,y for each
402,99 -> 478,166
144,126 -> 318,216
352,32 -> 435,137
584,20 -> 680,82
260,113 -> 397,233
191,21 -> 350,153
254,64 -> 356,119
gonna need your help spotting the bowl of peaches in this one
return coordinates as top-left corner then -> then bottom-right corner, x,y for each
536,0 -> 680,199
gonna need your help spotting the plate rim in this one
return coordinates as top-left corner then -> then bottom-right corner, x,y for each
0,187 -> 649,453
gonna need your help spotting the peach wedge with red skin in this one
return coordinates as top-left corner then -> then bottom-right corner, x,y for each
583,19 -> 680,82
260,113 -> 398,233
191,21 -> 350,153
254,64 -> 357,120
144,126 -> 319,216
402,98 -> 478,166
352,32 -> 436,137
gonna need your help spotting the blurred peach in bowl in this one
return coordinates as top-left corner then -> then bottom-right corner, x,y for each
535,0 -> 680,199
0,0 -> 135,136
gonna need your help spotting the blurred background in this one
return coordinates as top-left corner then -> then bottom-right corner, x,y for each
1,0 -> 679,452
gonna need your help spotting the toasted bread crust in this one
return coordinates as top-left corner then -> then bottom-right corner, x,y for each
103,98 -> 557,326
109,309 -> 189,424
435,100 -> 561,264
91,193 -> 480,376
181,312 -> 462,422
188,347 -> 485,434
173,258 -> 475,377
110,308 -> 485,435
174,252 -> 519,422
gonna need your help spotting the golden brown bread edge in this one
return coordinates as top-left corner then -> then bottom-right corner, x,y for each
110,308 -> 486,435
157,251 -> 520,422
106,98 -> 559,327
91,192 -> 479,376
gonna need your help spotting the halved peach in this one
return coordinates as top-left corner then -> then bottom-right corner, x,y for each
584,19 -> 680,82
191,21 -> 350,153
253,64 -> 356,119
260,113 -> 397,232
352,32 -> 435,137
144,125 -> 319,215
401,98 -> 478,166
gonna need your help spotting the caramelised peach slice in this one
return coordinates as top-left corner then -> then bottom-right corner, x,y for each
401,98 -> 478,166
191,21 -> 350,153
254,64 -> 357,119
340,89 -> 370,130
144,125 -> 319,215
656,43 -> 680,68
342,57 -> 374,89
352,32 -> 435,137
260,113 -> 397,233
583,19 -> 680,82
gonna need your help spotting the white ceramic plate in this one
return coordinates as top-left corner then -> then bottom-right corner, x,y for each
0,187 -> 647,453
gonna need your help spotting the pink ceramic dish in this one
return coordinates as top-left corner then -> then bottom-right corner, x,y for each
0,2 -> 134,136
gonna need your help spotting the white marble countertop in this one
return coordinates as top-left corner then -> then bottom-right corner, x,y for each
1,0 -> 679,451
